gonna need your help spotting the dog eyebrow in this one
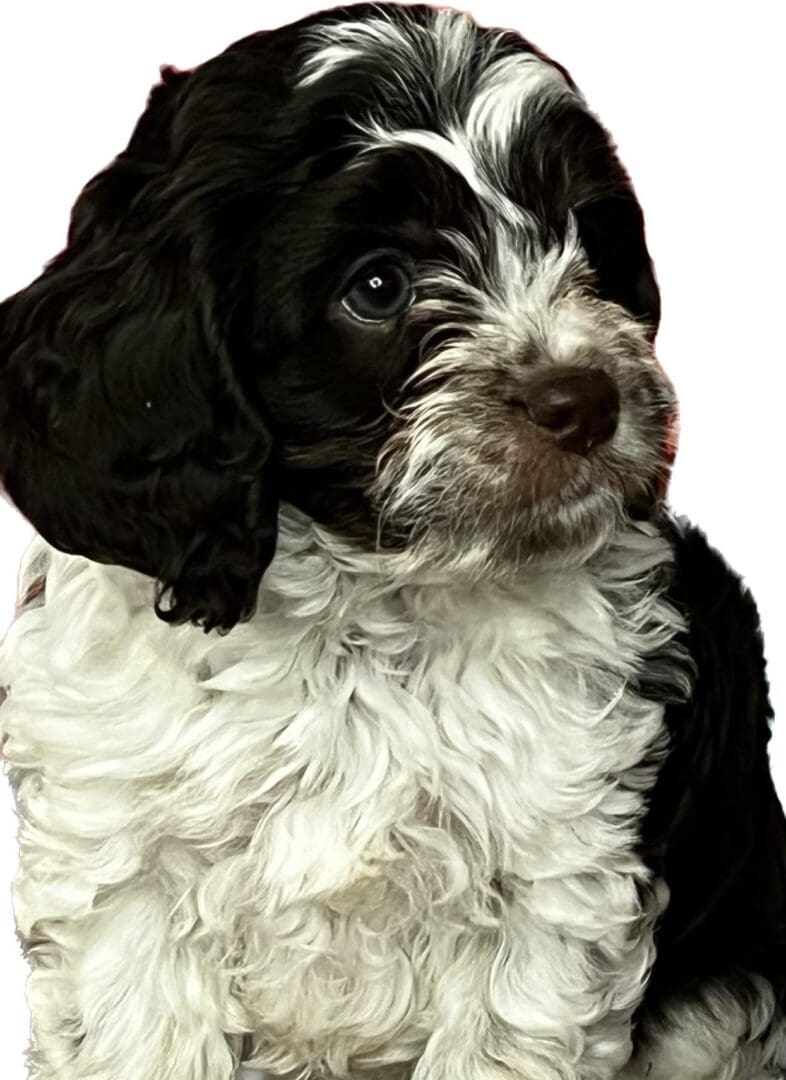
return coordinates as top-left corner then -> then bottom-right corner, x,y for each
296,8 -> 581,230
351,123 -> 530,228
356,126 -> 485,198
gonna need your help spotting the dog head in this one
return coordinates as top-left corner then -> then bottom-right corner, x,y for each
0,2 -> 675,630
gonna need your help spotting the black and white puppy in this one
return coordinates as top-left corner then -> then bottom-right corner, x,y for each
1,4 -> 784,1079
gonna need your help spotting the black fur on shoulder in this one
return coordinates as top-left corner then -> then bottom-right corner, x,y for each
642,517 -> 786,1001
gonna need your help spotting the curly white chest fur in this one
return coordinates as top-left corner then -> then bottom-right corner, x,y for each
0,506 -> 685,1080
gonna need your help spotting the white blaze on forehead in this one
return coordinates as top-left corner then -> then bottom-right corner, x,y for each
356,122 -> 530,226
466,52 -> 580,155
482,220 -> 602,354
431,7 -> 480,85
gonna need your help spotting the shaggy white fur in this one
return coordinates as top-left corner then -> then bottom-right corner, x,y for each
1,502 -> 691,1080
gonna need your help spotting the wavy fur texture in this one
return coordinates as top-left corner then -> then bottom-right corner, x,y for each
2,504 -> 684,1080
1,4 -> 784,1078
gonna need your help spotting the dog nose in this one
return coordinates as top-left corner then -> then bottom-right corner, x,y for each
519,367 -> 620,455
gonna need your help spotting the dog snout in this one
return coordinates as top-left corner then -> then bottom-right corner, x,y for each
512,367 -> 620,456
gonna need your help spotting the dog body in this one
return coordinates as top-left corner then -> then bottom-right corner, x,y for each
1,4 -> 784,1078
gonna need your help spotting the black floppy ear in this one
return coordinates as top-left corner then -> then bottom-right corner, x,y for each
0,66 -> 278,633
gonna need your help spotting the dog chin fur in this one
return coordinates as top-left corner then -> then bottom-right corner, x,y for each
1,3 -> 785,1079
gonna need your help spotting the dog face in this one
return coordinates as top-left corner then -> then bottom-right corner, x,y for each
0,2 -> 674,629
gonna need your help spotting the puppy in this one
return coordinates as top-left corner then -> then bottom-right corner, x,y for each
1,4 -> 784,1078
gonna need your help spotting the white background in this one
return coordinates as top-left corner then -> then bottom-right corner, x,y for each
0,2 -> 783,1073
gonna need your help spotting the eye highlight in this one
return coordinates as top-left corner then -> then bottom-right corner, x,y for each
341,258 -> 413,323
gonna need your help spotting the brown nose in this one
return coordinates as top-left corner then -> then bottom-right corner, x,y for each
517,367 -> 620,455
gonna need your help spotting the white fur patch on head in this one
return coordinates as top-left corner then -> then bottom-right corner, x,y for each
298,8 -> 487,92
354,122 -> 530,226
299,7 -> 580,215
297,10 -> 417,87
464,50 -> 580,158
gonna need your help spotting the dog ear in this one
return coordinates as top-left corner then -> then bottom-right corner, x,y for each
0,66 -> 278,633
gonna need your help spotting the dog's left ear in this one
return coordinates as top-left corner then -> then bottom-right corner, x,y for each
0,65 -> 278,633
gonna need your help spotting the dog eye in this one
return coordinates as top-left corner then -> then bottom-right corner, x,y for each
341,260 -> 413,323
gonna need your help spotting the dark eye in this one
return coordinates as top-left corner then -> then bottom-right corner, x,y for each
341,260 -> 413,323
